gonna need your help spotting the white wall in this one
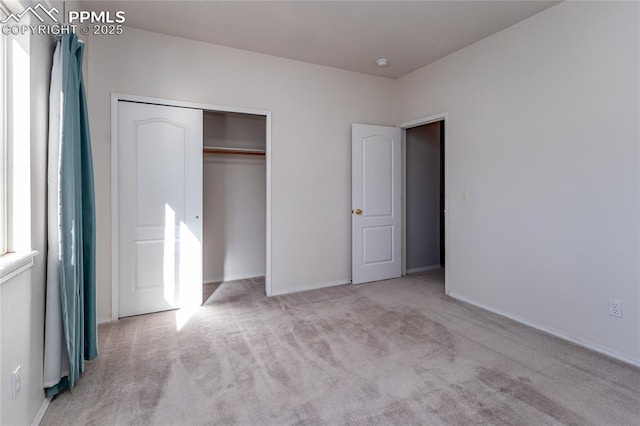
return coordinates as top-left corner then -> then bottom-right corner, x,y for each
0,29 -> 53,424
397,1 -> 640,364
203,112 -> 266,283
1,270 -> 42,425
86,27 -> 396,316
406,123 -> 441,271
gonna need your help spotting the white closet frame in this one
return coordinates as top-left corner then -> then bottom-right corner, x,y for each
111,93 -> 273,321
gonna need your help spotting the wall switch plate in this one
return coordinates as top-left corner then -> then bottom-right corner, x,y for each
609,299 -> 623,318
11,365 -> 21,400
461,189 -> 469,200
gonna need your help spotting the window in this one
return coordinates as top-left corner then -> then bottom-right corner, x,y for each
0,2 -> 37,282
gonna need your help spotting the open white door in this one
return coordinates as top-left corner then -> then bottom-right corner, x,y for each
118,101 -> 203,317
352,124 -> 402,284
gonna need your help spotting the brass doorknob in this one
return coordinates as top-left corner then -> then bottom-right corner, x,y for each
352,208 -> 363,215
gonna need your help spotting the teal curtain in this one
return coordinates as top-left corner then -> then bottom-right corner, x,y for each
44,33 -> 97,398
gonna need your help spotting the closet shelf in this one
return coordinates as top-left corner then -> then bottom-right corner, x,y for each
203,146 -> 265,156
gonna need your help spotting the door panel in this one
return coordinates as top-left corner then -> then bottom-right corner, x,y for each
363,137 -> 393,217
118,101 -> 202,317
135,126 -> 186,225
363,226 -> 394,264
352,124 -> 402,284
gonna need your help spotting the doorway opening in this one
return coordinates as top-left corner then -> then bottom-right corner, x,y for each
202,111 -> 267,303
403,119 -> 446,287
111,93 -> 272,321
351,116 -> 447,293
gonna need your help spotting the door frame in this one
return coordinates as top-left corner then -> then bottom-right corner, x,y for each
111,93 -> 273,321
399,112 -> 450,295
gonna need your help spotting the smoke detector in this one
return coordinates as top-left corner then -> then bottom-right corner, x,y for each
376,58 -> 389,67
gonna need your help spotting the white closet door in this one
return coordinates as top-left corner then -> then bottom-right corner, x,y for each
118,101 -> 203,317
352,124 -> 402,284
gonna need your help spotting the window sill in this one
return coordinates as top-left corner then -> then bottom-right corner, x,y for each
0,250 -> 38,285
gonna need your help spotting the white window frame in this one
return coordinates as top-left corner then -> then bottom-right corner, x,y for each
0,3 -> 8,256
0,1 -> 38,284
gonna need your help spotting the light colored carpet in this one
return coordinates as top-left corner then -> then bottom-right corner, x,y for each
42,271 -> 640,425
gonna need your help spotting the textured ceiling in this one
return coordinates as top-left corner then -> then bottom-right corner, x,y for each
77,1 -> 559,79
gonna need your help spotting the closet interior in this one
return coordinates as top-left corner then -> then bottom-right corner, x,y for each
202,110 -> 266,299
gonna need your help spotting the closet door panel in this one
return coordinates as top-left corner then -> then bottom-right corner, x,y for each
118,101 -> 202,318
135,126 -> 186,225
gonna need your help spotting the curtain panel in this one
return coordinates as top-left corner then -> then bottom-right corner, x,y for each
44,32 -> 97,398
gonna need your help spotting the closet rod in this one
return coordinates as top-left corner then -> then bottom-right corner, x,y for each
203,147 -> 265,156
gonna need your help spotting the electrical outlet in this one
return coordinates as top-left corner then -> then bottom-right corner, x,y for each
11,365 -> 21,400
609,299 -> 623,318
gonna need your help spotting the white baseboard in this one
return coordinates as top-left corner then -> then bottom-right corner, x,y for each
407,264 -> 442,274
31,397 -> 50,426
98,317 -> 112,324
270,279 -> 350,296
204,273 -> 265,284
448,291 -> 640,368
